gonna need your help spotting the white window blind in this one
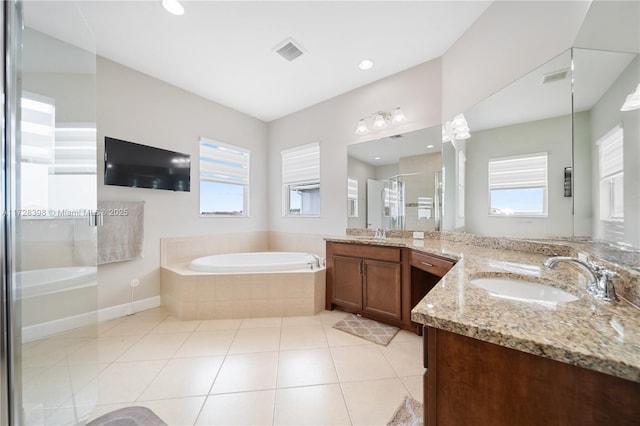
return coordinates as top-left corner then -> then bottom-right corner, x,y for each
53,125 -> 97,175
21,92 -> 55,164
599,127 -> 623,179
347,177 -> 358,201
489,153 -> 547,190
598,126 -> 624,223
200,138 -> 250,186
282,142 -> 320,189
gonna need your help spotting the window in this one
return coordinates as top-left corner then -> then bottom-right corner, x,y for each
282,142 -> 320,216
21,92 -> 97,214
598,126 -> 624,222
488,152 -> 548,216
199,138 -> 250,216
457,150 -> 466,218
347,177 -> 358,217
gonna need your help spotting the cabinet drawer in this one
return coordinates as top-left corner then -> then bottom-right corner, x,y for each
411,250 -> 454,277
331,243 -> 401,263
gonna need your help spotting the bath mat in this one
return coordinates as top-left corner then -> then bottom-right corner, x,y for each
387,395 -> 424,426
332,314 -> 400,346
86,406 -> 167,426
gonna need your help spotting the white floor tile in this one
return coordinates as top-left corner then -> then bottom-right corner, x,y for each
197,319 -> 242,331
240,317 -> 283,329
211,352 -> 278,394
279,325 -> 328,351
96,360 -> 166,404
175,330 -> 237,358
138,396 -> 206,426
117,333 -> 190,361
400,375 -> 424,403
341,378 -> 410,425
380,339 -> 425,377
274,384 -> 351,425
138,356 -> 223,401
330,345 -> 397,382
228,327 -> 281,354
196,390 -> 275,425
277,348 -> 338,388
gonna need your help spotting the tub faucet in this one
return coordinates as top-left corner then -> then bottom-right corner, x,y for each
309,254 -> 324,269
543,256 -> 618,302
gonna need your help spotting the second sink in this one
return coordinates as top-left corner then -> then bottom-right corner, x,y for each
470,276 -> 579,306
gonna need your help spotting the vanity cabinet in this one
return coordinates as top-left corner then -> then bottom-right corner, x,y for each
326,241 -> 455,332
328,242 -> 402,321
423,326 -> 640,426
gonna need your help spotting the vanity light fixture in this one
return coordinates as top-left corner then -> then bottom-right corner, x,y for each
442,113 -> 471,142
426,144 -> 435,149
620,83 -> 640,111
358,59 -> 374,70
162,0 -> 184,16
354,107 -> 407,135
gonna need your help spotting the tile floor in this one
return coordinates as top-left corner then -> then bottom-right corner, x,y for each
22,307 -> 425,425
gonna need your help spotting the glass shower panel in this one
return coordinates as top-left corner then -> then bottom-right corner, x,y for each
16,2 -> 98,424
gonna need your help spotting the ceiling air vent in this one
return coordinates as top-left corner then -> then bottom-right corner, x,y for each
389,134 -> 404,140
275,38 -> 305,62
541,69 -> 570,84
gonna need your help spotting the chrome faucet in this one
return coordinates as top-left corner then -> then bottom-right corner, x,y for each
374,228 -> 386,239
309,254 -> 324,269
543,256 -> 618,302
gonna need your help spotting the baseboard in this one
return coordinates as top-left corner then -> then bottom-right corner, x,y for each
22,296 -> 161,343
97,296 -> 161,322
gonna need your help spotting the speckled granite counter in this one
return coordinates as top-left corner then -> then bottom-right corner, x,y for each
326,234 -> 640,383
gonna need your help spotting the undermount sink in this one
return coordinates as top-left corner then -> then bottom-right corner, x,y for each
470,276 -> 579,306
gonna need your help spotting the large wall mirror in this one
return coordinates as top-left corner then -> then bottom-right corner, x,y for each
347,126 -> 442,232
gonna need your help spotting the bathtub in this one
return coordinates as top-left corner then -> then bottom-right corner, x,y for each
18,266 -> 97,299
162,252 -> 326,320
189,252 -> 320,273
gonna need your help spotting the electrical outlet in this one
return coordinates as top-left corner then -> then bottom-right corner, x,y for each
130,278 -> 140,288
413,231 -> 425,239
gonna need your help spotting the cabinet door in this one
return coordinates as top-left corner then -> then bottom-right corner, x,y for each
363,259 -> 402,320
332,255 -> 363,311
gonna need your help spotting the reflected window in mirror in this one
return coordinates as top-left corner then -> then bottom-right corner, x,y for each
457,150 -> 466,219
282,142 -> 320,216
598,125 -> 624,229
488,152 -> 548,216
347,177 -> 358,217
21,91 -> 97,216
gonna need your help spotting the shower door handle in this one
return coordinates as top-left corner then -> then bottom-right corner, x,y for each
88,210 -> 104,227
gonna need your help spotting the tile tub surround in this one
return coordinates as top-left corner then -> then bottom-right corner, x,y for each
327,235 -> 640,383
161,264 -> 326,320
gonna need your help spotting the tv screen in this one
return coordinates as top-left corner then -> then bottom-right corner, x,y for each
104,137 -> 191,192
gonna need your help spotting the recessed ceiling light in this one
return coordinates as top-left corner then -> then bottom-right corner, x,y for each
374,156 -> 381,160
162,0 -> 184,16
358,59 -> 374,70
426,144 -> 435,149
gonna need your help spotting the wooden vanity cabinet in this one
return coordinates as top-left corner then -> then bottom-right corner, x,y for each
328,242 -> 402,322
423,326 -> 640,426
326,241 -> 455,332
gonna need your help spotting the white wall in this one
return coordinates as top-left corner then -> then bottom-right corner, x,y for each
267,59 -> 442,238
442,0 -> 590,119
96,57 -> 268,309
465,115 -> 573,238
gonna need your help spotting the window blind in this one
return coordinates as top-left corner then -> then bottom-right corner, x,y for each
21,92 -> 55,164
282,142 -> 320,187
488,153 -> 547,190
200,138 -> 250,186
53,125 -> 97,175
598,127 -> 623,178
347,177 -> 358,201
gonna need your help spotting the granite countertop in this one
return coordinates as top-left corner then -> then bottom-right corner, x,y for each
326,235 -> 640,383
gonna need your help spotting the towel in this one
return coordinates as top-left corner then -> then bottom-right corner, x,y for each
96,200 -> 145,265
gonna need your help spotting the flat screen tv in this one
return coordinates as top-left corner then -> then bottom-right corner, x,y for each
104,137 -> 191,192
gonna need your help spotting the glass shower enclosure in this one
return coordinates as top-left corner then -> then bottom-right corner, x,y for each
2,1 -> 99,424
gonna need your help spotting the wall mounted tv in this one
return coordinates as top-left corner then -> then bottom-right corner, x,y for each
104,137 -> 191,192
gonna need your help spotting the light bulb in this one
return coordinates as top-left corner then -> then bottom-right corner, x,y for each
372,113 -> 387,129
355,120 -> 369,135
358,59 -> 374,70
620,84 -> 640,111
455,131 -> 471,140
391,107 -> 407,124
451,113 -> 467,128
